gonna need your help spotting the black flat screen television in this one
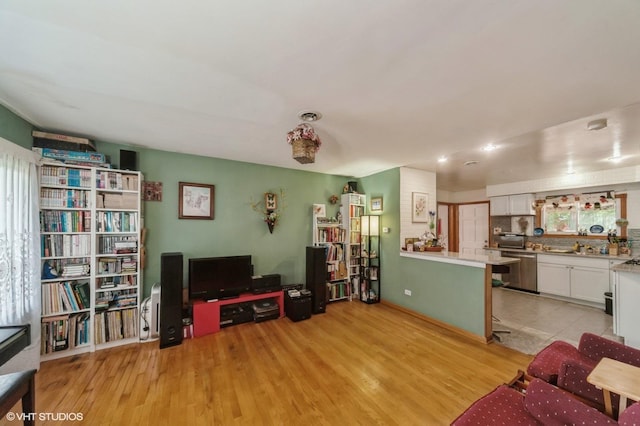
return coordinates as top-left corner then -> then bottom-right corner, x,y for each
188,255 -> 252,301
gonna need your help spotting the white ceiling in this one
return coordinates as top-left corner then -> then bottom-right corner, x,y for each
2,1 -> 640,192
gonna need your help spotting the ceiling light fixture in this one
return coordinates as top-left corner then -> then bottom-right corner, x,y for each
464,160 -> 479,166
288,112 -> 323,164
482,144 -> 497,152
298,110 -> 323,122
587,118 -> 607,131
437,156 -> 448,163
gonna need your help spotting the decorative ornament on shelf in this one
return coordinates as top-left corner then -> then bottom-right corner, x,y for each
250,189 -> 287,233
287,111 -> 322,164
616,218 -> 629,227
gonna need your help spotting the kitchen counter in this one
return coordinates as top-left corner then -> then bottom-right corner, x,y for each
612,262 -> 640,273
400,250 -> 520,268
486,246 -> 631,260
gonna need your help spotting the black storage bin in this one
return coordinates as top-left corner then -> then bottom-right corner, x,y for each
604,291 -> 613,316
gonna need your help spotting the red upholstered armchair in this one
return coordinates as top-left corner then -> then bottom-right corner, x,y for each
527,333 -> 640,408
452,377 -> 640,425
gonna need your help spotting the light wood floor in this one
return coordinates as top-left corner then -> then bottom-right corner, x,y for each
3,302 -> 532,425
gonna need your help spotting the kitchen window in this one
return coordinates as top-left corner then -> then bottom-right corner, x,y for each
542,192 -> 623,235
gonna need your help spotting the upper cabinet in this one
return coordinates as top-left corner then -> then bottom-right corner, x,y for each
490,194 -> 535,216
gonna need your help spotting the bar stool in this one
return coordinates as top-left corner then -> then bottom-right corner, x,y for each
491,264 -> 511,342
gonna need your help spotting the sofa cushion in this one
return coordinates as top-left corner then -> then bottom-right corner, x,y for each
451,384 -> 538,425
557,357 -> 604,405
527,340 -> 584,384
619,402 -> 640,425
524,378 -> 615,425
579,333 -> 640,367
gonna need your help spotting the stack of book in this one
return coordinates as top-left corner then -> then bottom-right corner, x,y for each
61,263 -> 90,277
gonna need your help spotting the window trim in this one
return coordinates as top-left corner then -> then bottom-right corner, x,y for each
535,193 -> 627,239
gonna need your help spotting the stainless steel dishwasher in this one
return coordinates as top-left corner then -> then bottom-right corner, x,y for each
499,251 -> 538,293
494,234 -> 538,293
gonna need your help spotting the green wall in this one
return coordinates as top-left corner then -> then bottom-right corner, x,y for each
0,104 -> 33,147
1,104 -> 486,336
96,142 -> 351,297
361,168 -> 485,337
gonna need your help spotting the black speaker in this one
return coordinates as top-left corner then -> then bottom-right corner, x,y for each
306,246 -> 326,314
160,252 -> 184,348
120,149 -> 138,171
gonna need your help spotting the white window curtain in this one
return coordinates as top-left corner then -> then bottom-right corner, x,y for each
0,137 -> 40,374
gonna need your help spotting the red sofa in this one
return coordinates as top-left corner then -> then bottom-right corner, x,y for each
527,333 -> 640,409
452,377 -> 640,425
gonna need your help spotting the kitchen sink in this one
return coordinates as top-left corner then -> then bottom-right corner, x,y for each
545,248 -> 576,253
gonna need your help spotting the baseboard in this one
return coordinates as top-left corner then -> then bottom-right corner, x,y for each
380,300 -> 490,344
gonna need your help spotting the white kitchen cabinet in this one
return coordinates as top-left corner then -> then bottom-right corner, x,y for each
537,254 -> 610,304
490,194 -> 535,216
615,270 -> 640,349
569,266 -> 609,303
538,261 -> 571,296
609,259 -> 626,292
509,194 -> 535,215
490,196 -> 510,216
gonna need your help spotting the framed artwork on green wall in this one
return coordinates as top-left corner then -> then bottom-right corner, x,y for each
179,182 -> 215,219
371,197 -> 383,211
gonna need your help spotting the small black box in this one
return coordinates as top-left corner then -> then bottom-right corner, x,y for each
281,283 -> 303,291
120,149 -> 138,171
285,292 -> 312,322
252,274 -> 282,294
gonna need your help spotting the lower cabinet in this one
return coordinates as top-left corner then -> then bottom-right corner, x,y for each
537,255 -> 610,304
537,261 -> 571,297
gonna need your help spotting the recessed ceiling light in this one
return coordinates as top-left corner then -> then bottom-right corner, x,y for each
298,110 -> 322,122
464,160 -> 479,166
482,144 -> 497,152
587,118 -> 607,131
437,156 -> 448,163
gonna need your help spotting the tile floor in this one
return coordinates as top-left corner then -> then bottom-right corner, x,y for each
492,287 -> 622,355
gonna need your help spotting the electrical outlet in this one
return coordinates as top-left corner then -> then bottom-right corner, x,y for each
404,289 -> 412,296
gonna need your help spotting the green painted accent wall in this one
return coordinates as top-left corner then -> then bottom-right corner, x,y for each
361,168 -> 485,337
95,141 -> 351,297
395,258 -> 485,336
1,103 -> 485,335
0,105 -> 33,147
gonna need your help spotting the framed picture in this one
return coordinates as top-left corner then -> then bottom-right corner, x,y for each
143,181 -> 163,201
265,192 -> 277,211
412,192 -> 428,222
179,182 -> 215,220
371,197 -> 383,211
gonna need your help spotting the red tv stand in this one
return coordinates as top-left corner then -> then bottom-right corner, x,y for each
192,290 -> 284,337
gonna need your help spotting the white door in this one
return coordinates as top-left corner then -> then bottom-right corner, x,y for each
458,203 -> 489,256
437,204 -> 449,249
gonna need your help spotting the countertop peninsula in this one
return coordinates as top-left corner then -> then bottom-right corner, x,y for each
400,249 -> 520,268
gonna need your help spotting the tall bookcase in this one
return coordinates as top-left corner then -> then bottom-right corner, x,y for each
340,193 -> 366,301
312,206 -> 349,302
39,163 -> 142,360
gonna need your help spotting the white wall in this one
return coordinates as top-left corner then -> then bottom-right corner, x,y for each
486,165 -> 640,197
437,188 -> 488,204
400,167 -> 437,246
